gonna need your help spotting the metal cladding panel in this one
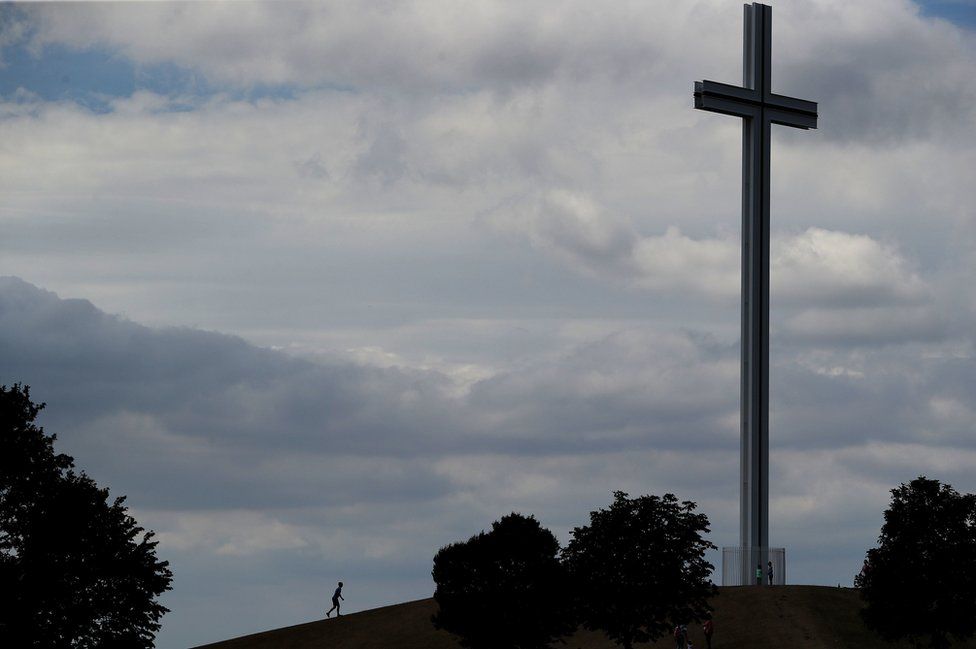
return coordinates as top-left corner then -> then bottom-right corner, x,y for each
767,93 -> 818,119
767,107 -> 817,130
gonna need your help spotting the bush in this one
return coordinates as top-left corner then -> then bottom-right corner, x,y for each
432,513 -> 574,649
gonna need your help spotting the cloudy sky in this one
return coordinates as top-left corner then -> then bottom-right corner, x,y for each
1,0 -> 975,647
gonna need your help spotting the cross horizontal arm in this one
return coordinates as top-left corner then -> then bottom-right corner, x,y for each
766,93 -> 817,120
694,85 -> 758,119
766,106 -> 816,129
694,80 -> 817,129
696,80 -> 758,105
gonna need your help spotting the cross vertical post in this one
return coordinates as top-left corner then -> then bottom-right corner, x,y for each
693,3 -> 817,585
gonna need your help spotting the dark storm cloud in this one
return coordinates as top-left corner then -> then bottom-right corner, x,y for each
771,358 -> 922,447
0,285 -> 456,452
0,276 -> 740,521
0,277 -> 741,466
4,277 -> 971,478
0,277 -> 460,508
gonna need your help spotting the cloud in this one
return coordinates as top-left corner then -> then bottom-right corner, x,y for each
0,5 -> 29,67
18,1 -> 673,92
778,0 -> 976,144
154,510 -> 310,556
2,274 -> 970,468
487,190 -> 640,277
14,0 -> 976,148
2,1 -> 972,353
0,277 -> 739,465
773,227 -> 927,306
782,305 -> 950,345
489,192 -> 930,309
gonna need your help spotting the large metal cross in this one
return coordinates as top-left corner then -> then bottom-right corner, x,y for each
693,3 -> 817,584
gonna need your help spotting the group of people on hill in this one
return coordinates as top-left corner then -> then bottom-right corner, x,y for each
671,559 -> 772,648
674,619 -> 714,649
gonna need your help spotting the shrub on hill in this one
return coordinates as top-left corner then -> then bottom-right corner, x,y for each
432,513 -> 574,649
856,476 -> 976,649
0,384 -> 173,648
562,491 -> 716,649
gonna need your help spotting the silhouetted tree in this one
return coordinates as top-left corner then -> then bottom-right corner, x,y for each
0,384 -> 173,648
562,491 -> 716,649
855,476 -> 976,649
432,513 -> 574,649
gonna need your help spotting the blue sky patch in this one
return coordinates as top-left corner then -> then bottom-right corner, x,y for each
917,0 -> 976,28
2,38 -> 312,111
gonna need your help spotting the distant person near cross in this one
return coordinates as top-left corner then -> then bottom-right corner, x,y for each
326,581 -> 344,618
673,623 -> 686,649
702,618 -> 714,649
767,560 -> 774,585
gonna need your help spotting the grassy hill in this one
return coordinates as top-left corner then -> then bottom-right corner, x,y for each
193,585 -> 976,649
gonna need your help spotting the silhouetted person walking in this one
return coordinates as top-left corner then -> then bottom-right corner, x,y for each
767,560 -> 774,585
326,581 -> 344,618
702,618 -> 714,649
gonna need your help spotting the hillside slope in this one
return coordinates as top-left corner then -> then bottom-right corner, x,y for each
193,586 -> 976,649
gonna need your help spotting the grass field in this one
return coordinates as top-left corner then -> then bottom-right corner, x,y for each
193,585 -> 976,649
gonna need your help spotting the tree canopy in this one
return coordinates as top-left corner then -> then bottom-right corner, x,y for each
432,512 -> 574,649
0,384 -> 173,648
856,476 -> 976,649
562,491 -> 716,649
